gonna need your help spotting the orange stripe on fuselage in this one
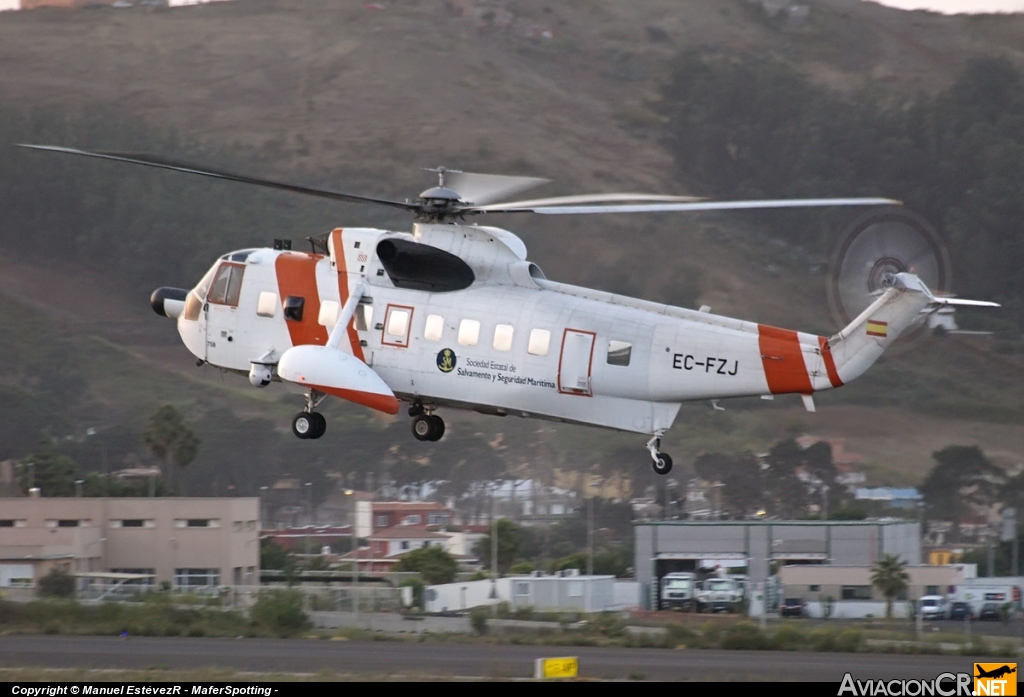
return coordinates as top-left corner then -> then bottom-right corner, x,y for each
818,336 -> 844,389
757,324 -> 813,395
275,252 -> 329,347
330,228 -> 366,362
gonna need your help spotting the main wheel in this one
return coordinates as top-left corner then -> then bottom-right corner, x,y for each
307,412 -> 327,440
652,453 -> 673,475
427,415 -> 445,441
292,412 -> 315,439
411,414 -> 433,441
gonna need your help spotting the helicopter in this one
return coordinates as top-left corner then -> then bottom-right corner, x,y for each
19,145 -> 1000,475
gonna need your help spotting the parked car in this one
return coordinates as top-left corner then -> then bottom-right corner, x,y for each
918,595 -> 949,620
780,597 -> 806,618
949,601 -> 974,621
978,602 -> 1002,621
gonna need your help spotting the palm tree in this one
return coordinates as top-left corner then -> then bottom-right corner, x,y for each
143,405 -> 200,495
871,554 -> 910,619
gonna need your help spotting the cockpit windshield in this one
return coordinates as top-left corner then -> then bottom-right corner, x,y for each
182,263 -> 218,322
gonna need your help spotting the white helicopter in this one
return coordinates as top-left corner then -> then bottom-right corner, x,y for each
20,145 -> 1000,475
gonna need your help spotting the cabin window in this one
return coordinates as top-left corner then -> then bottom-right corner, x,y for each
256,291 -> 277,318
387,309 -> 410,338
208,263 -> 245,306
424,314 -> 445,342
382,305 -> 413,348
607,340 -> 632,366
528,328 -> 551,356
318,300 -> 340,327
458,319 -> 480,346
493,324 -> 514,352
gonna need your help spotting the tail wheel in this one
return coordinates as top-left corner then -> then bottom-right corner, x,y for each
652,453 -> 673,476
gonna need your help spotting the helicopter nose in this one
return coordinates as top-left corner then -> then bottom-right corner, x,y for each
150,287 -> 188,319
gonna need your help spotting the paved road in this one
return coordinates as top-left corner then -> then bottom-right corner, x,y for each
0,635 -> 1003,680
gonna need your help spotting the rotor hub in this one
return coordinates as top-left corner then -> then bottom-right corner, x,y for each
868,257 -> 906,292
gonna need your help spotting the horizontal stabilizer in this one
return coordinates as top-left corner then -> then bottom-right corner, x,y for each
929,297 -> 1001,308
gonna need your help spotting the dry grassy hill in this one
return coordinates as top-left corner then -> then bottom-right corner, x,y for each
1,0 -> 1023,490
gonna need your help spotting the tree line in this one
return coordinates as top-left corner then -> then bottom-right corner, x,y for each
660,53 -> 1024,334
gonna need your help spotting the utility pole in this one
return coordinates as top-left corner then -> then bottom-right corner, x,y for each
304,482 -> 313,557
489,484 -> 498,600
351,490 -> 359,621
1002,507 -> 1018,578
587,495 -> 594,576
491,486 -> 498,581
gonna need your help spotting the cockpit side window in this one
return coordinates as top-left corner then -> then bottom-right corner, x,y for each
183,263 -> 218,321
207,263 -> 245,307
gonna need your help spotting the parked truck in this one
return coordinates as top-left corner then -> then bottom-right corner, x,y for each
660,572 -> 696,611
695,576 -> 743,613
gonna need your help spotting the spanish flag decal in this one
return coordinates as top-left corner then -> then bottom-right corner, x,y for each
866,319 -> 889,337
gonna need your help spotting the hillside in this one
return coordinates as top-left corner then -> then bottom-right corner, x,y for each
1,0 -> 1023,498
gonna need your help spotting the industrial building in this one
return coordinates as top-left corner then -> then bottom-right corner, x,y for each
778,564 -> 969,618
634,519 -> 921,610
0,497 -> 259,591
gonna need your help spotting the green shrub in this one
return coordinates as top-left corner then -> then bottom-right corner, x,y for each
593,612 -> 626,638
769,624 -> 806,650
393,547 -> 459,585
513,606 -> 534,621
508,561 -> 535,575
699,620 -> 722,647
469,606 -> 489,635
37,568 -> 75,598
665,623 -> 698,647
809,628 -> 860,652
249,589 -> 310,637
721,622 -> 767,650
836,629 -> 863,653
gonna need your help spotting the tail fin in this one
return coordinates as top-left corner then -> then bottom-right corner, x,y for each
825,273 -> 997,385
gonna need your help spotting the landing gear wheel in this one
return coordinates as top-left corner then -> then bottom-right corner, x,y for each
411,414 -> 433,441
292,412 -> 315,439
427,415 -> 445,441
307,412 -> 327,440
652,453 -> 673,476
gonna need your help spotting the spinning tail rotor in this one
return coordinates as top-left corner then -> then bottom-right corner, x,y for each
826,209 -> 952,339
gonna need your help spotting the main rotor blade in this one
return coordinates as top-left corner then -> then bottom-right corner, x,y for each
474,197 -> 901,215
468,193 -> 703,211
17,145 -> 420,212
444,172 -> 550,206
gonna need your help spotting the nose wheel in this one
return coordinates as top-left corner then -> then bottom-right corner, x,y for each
411,412 -> 445,442
647,434 -> 672,475
293,411 -> 326,440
